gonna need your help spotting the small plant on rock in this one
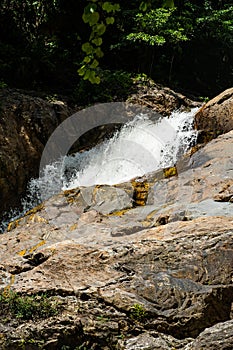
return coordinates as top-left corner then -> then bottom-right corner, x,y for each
130,303 -> 147,321
0,290 -> 59,320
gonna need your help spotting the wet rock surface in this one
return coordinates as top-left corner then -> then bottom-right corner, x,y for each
0,126 -> 232,348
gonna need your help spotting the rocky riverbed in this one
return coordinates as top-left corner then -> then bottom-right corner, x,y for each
0,87 -> 232,349
0,83 -> 200,217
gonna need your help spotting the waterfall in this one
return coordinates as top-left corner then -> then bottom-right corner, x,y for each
0,108 -> 198,232
62,108 -> 198,189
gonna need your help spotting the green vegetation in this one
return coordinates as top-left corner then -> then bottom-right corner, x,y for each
78,1 -> 120,84
0,290 -> 59,320
74,69 -> 135,104
61,346 -> 87,350
0,1 -> 232,99
0,81 -> 7,88
96,314 -> 109,322
130,303 -> 147,321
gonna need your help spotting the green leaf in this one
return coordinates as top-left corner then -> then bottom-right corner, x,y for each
95,76 -> 101,84
83,56 -> 92,63
89,70 -> 96,83
89,12 -> 100,26
113,3 -> 120,11
95,47 -> 104,58
162,0 -> 174,8
139,2 -> 148,12
102,2 -> 114,13
78,65 -> 86,76
92,37 -> 103,46
106,17 -> 115,25
154,35 -> 166,45
84,3 -> 97,15
90,59 -> 99,68
83,69 -> 91,80
82,42 -> 94,54
102,2 -> 120,13
94,23 -> 106,35
82,12 -> 100,26
82,13 -> 89,24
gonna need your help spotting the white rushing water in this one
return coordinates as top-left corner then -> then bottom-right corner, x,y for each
62,108 -> 198,188
0,108 -> 198,232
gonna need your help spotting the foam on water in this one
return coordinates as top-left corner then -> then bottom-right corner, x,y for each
62,108 -> 198,188
0,108 -> 198,232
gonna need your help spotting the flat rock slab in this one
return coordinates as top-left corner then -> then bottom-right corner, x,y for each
1,216 -> 233,348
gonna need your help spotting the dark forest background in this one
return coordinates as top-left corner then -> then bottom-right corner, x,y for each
1,0 -> 233,103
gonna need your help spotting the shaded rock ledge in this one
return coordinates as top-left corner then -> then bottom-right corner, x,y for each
0,88 -> 71,215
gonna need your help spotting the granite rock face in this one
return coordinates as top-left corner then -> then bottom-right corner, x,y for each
0,125 -> 232,349
195,87 -> 233,143
0,89 -> 71,214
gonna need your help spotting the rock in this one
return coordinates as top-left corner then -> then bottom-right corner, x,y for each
4,131 -> 233,237
194,87 -> 233,143
122,333 -> 162,350
184,320 -> 233,350
87,185 -> 133,215
128,80 -> 201,116
1,216 -> 233,348
0,88 -> 232,349
7,126 -> 231,235
145,131 -> 233,224
120,332 -> 192,349
0,127 -> 232,348
0,88 -> 71,215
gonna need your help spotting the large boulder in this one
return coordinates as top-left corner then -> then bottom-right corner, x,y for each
195,87 -> 233,143
128,80 -> 201,115
0,89 -> 71,214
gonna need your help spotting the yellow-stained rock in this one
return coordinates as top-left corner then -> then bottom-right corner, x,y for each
131,180 -> 149,206
7,212 -> 47,232
17,249 -> 27,257
25,203 -> 44,216
29,240 -> 46,253
69,223 -> 78,231
163,166 -> 178,178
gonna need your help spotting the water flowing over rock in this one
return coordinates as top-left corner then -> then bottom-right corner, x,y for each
0,113 -> 232,350
0,86 -> 200,218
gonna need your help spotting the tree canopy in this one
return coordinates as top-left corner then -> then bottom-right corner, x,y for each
0,0 -> 233,99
